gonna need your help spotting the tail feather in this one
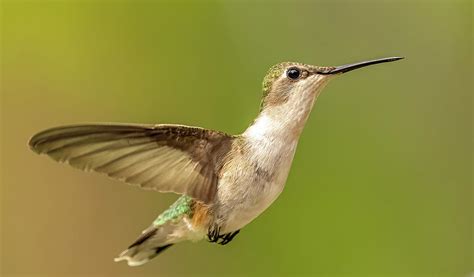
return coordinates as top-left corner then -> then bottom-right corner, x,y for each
114,223 -> 180,266
115,196 -> 205,266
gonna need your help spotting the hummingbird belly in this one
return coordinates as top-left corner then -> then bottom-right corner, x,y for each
214,140 -> 297,233
219,180 -> 286,233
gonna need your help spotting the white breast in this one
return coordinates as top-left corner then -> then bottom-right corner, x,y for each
216,112 -> 300,233
214,73 -> 328,233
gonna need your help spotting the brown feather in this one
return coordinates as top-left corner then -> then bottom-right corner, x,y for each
191,201 -> 211,228
29,123 -> 234,203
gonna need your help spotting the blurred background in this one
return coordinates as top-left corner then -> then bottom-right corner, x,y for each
1,0 -> 472,276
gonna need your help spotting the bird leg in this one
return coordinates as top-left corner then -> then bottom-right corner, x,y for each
207,225 -> 221,243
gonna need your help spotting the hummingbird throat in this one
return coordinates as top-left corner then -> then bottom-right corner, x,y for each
252,74 -> 331,141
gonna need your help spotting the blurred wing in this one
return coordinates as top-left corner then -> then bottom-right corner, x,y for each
29,123 -> 233,203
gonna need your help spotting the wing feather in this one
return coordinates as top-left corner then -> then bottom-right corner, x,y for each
29,123 -> 233,203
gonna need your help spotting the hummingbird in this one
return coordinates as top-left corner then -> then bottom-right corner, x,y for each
29,56 -> 402,266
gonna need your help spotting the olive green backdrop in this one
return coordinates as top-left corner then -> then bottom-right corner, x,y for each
1,0 -> 472,276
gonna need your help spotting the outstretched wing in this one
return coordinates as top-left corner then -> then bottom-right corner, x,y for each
29,123 -> 233,203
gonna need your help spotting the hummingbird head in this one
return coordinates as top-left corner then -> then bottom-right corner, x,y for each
248,57 -> 403,140
260,57 -> 403,111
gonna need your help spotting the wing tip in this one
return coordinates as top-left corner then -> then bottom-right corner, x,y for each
28,133 -> 42,154
28,126 -> 61,154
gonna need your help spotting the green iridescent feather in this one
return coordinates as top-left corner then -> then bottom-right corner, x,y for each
153,195 -> 193,226
260,62 -> 293,110
262,63 -> 289,97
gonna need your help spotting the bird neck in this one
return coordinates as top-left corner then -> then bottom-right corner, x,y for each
243,91 -> 319,143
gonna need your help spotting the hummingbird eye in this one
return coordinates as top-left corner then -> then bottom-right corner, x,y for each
286,67 -> 301,80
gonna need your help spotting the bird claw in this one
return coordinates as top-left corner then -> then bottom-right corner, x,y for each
207,225 -> 221,243
218,230 -> 240,245
207,226 -> 240,245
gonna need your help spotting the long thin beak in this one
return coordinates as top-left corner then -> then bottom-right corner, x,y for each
318,57 -> 404,75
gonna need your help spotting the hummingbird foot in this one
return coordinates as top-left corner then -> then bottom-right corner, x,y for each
218,230 -> 240,245
207,225 -> 221,243
207,225 -> 240,245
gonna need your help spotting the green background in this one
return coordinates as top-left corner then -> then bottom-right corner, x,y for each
1,0 -> 472,276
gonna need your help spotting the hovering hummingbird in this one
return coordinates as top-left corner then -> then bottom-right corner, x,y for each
29,57 -> 402,266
